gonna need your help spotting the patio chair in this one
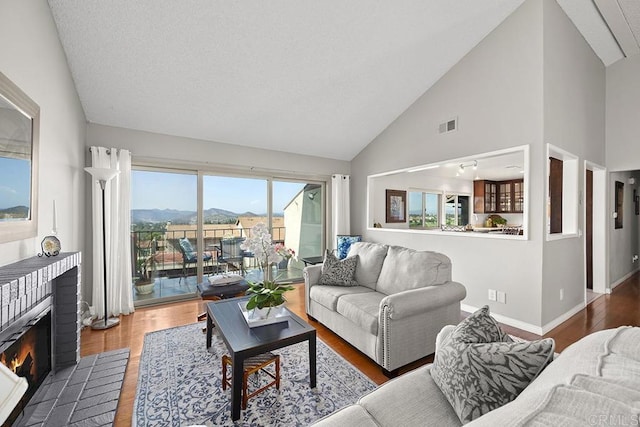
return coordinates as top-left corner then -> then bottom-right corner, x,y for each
218,237 -> 247,274
178,238 -> 213,283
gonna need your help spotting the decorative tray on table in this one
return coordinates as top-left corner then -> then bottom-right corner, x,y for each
238,303 -> 290,328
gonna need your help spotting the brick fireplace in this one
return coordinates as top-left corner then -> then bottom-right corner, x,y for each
0,253 -> 129,427
0,253 -> 81,425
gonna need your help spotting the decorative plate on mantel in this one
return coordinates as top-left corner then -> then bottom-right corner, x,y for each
39,235 -> 61,257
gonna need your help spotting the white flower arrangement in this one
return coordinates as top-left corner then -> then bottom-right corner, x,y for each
240,222 -> 283,271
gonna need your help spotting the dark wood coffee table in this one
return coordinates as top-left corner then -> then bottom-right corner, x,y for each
206,296 -> 317,421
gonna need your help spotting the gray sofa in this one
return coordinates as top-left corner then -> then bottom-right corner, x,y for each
313,326 -> 640,426
303,242 -> 466,373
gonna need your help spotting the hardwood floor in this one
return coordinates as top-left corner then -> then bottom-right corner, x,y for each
81,272 -> 640,426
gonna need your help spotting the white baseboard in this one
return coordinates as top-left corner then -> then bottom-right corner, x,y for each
461,301 -> 586,336
610,268 -> 639,291
540,301 -> 585,335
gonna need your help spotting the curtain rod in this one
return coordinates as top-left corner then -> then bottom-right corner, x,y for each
88,147 -> 126,155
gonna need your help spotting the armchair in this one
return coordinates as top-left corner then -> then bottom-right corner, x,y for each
178,238 -> 213,282
218,237 -> 247,273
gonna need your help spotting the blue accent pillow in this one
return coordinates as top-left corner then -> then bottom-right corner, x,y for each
336,235 -> 362,260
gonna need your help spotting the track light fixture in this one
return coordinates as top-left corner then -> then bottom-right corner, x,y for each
458,160 -> 478,174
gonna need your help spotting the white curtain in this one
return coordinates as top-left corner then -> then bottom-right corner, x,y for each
89,146 -> 134,318
331,174 -> 351,249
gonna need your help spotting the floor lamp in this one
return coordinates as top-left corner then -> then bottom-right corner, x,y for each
85,166 -> 120,330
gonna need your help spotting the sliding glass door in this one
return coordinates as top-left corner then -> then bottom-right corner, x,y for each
131,167 -> 325,306
131,169 -> 198,306
272,180 -> 323,282
202,175 -> 267,282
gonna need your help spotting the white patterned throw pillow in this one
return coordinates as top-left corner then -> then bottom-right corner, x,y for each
431,306 -> 555,424
318,250 -> 358,286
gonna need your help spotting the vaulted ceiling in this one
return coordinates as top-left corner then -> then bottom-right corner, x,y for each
47,1 -> 635,161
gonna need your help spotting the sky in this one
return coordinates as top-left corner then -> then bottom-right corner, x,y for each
408,191 -> 438,215
0,157 -> 31,209
131,170 -> 307,214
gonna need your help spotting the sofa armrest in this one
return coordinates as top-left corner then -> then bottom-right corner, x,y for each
381,281 -> 466,320
303,264 -> 323,314
303,264 -> 323,286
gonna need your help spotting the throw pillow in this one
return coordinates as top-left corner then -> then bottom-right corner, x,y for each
336,235 -> 362,260
431,306 -> 555,424
318,250 -> 358,286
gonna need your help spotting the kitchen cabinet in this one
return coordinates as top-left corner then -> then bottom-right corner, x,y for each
474,180 -> 497,213
474,179 -> 523,213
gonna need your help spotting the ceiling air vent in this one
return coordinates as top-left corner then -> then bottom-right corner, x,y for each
439,117 -> 457,134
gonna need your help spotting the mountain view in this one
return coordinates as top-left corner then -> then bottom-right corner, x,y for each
0,205 -> 29,220
131,208 -> 283,226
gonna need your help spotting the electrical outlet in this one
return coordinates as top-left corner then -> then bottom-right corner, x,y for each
497,291 -> 506,304
633,255 -> 639,263
560,288 -> 564,301
488,289 -> 497,301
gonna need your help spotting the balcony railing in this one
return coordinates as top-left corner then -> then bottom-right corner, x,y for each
131,226 -> 286,280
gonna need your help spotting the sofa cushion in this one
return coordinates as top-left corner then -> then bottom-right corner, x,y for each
376,246 -> 452,295
336,292 -> 385,335
360,365 -> 462,427
431,306 -> 555,424
518,380 -> 639,426
312,404 -> 378,426
309,285 -> 373,312
318,250 -> 358,286
347,242 -> 388,289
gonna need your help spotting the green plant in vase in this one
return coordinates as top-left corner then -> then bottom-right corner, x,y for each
135,255 -> 157,295
245,280 -> 295,317
241,223 -> 295,317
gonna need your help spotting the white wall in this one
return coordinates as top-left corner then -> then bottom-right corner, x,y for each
606,55 -> 640,172
86,123 -> 348,177
609,171 -> 640,288
351,0 -> 545,329
0,1 -> 86,266
540,0 -> 605,326
351,0 -> 608,332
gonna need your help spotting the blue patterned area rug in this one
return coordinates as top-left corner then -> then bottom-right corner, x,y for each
134,322 -> 377,426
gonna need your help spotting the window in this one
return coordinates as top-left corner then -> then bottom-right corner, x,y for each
409,191 -> 440,229
367,145 -> 528,238
549,157 -> 563,234
445,194 -> 470,226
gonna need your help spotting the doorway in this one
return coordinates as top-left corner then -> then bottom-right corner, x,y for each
585,162 -> 607,299
586,169 -> 593,290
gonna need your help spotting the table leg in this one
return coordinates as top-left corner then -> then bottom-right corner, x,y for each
206,311 -> 213,348
231,352 -> 244,421
309,332 -> 317,388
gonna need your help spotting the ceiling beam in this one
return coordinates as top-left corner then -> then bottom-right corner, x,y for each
593,0 -> 640,57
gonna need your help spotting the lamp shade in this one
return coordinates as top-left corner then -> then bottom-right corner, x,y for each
84,167 -> 119,182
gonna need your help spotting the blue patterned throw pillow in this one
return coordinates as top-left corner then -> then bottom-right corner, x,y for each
431,306 -> 555,424
318,250 -> 358,286
336,235 -> 362,260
